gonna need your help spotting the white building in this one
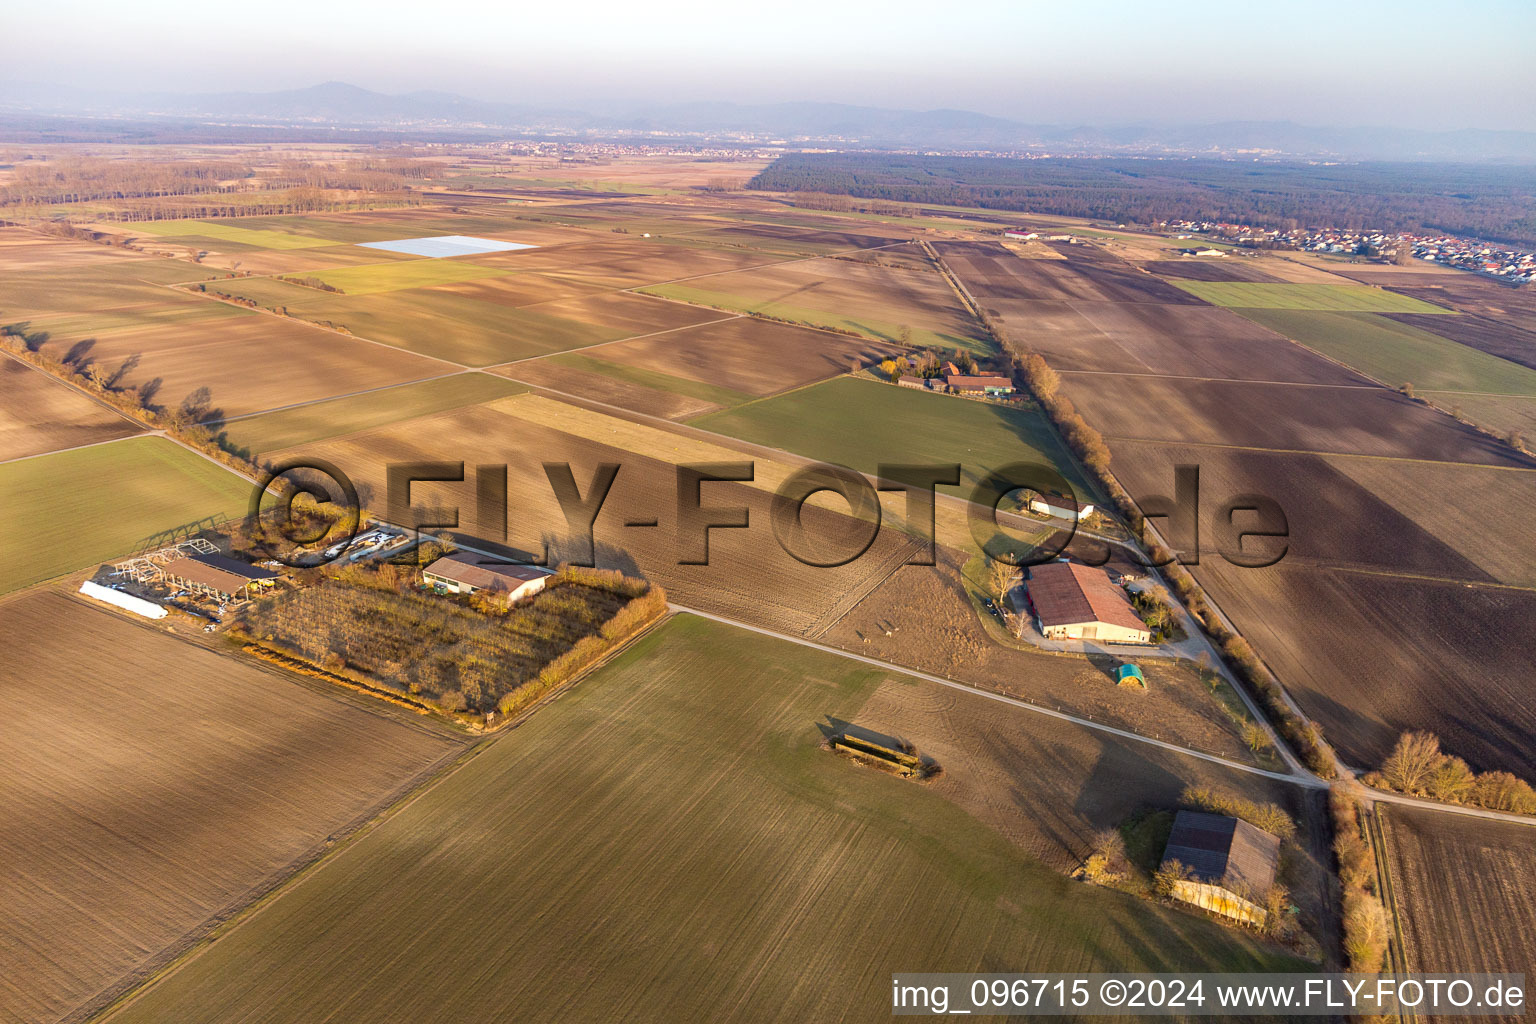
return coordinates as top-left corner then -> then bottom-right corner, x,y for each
1028,493 -> 1095,521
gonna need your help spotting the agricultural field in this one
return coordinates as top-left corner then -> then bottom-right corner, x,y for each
262,394 -> 919,636
690,374 -> 1094,495
201,277 -> 638,366
486,235 -> 788,289
126,218 -> 341,250
1379,804 -> 1536,992
1421,392 -> 1536,448
1228,309 -> 1536,395
301,257 -> 520,295
1061,373 -> 1534,465
1005,298 -> 1367,384
1141,259 -> 1284,283
934,239 -> 1204,306
496,357 -> 725,420
32,308 -> 460,420
0,256 -> 211,316
541,316 -> 904,401
1380,277 -> 1536,325
0,436 -> 251,595
514,289 -> 732,334
1192,558 -> 1536,778
1169,281 -> 1451,313
0,356 -> 141,461
676,221 -> 908,256
637,255 -> 988,353
1104,440 -> 1536,587
101,615 -> 1311,1024
214,372 -> 525,456
519,350 -> 756,410
0,589 -> 464,1024
1385,312 -> 1536,372
0,227 -> 155,272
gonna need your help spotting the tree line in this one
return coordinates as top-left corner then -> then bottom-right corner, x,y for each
750,154 -> 1536,248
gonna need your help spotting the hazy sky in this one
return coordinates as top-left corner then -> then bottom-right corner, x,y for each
6,0 -> 1534,130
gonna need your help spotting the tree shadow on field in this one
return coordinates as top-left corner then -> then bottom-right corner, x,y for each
536,531 -> 642,576
62,337 -> 97,370
1,320 -> 52,352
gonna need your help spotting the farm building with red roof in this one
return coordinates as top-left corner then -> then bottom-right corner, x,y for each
1025,561 -> 1151,644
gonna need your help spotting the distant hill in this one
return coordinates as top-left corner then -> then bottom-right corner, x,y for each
3,81 -> 1535,162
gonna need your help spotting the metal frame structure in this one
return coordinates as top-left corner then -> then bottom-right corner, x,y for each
112,538 -> 219,584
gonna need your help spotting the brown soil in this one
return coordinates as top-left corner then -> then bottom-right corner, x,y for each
0,589 -> 464,1024
0,356 -> 141,461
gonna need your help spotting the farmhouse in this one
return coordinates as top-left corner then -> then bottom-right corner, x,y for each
898,374 -> 928,389
1027,492 -> 1095,521
1160,811 -> 1280,927
423,553 -> 548,600
946,374 -> 1015,396
1026,561 -> 1151,644
160,552 -> 280,604
1004,229 -> 1039,240
1180,247 -> 1225,257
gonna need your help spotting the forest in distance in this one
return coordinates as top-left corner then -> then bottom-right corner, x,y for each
749,154 -> 1536,247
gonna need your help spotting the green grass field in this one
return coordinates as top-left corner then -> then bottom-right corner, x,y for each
640,282 -> 992,355
1172,281 -> 1451,313
127,220 -> 338,250
1232,309 -> 1536,396
690,375 -> 1091,494
0,437 -> 251,594
305,259 -> 518,295
216,372 -> 527,455
102,614 -> 1301,1024
545,351 -> 756,408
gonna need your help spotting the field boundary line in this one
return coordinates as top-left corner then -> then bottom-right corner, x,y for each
1056,368 -> 1382,389
200,369 -> 476,427
672,605 -> 1321,788
0,429 -> 150,467
167,280 -> 476,370
1,347 -> 150,431
90,606 -> 674,1024
62,596 -> 471,1024
88,728 -> 498,1024
1097,433 -> 1536,472
1368,805 -> 1416,1024
488,311 -> 745,368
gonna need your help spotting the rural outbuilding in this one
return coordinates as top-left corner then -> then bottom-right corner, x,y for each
1027,492 -> 1095,521
1115,664 -> 1145,687
159,552 -> 280,603
945,374 -> 1015,396
1160,811 -> 1280,927
1026,561 -> 1151,644
423,553 -> 548,601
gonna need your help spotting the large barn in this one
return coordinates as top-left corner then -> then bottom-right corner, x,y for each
1025,561 -> 1151,644
1160,811 -> 1281,927
423,553 -> 548,601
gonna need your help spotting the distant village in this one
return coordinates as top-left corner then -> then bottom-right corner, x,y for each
1166,219 -> 1536,284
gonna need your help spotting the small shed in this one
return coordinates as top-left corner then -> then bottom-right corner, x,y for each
1115,664 -> 1145,688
